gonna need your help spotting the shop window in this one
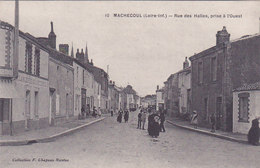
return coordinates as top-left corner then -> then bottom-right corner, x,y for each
238,92 -> 249,122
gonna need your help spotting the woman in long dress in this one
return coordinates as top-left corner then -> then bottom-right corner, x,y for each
191,110 -> 198,129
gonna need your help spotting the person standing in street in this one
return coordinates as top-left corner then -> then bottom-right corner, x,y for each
141,110 -> 146,130
191,110 -> 198,129
153,113 -> 161,138
98,107 -> 102,117
248,117 -> 260,146
124,110 -> 129,123
210,113 -> 216,133
117,110 -> 122,123
111,108 -> 114,117
160,111 -> 166,132
81,105 -> 85,119
147,109 -> 154,135
137,110 -> 142,129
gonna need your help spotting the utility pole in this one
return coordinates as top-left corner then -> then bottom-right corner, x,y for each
10,0 -> 19,136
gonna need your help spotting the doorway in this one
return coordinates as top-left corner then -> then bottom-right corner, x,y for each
216,97 -> 222,130
25,90 -> 30,130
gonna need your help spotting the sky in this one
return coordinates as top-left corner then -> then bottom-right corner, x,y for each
0,1 -> 260,96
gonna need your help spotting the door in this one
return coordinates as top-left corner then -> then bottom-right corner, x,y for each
49,92 -> 52,125
216,97 -> 222,130
25,90 -> 30,129
66,94 -> 69,119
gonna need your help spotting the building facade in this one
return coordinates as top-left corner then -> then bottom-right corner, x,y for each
177,59 -> 191,115
156,86 -> 164,111
163,73 -> 179,117
48,55 -> 74,125
233,82 -> 260,134
0,21 -> 49,135
189,27 -> 260,131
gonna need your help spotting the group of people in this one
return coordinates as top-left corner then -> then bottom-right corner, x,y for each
117,109 -> 129,123
137,108 -> 166,138
91,106 -> 102,118
191,110 -> 260,146
79,105 -> 102,119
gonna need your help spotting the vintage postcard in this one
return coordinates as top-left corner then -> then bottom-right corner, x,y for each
0,1 -> 260,168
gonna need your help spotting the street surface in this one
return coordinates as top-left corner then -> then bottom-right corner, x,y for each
1,111 -> 260,168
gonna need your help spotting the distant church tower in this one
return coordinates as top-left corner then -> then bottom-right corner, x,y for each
48,21 -> 56,49
84,42 -> 89,64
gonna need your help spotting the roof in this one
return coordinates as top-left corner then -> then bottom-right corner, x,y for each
123,85 -> 136,95
233,82 -> 260,92
231,33 -> 260,43
176,66 -> 191,75
189,31 -> 260,61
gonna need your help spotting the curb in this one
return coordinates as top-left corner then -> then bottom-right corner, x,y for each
166,120 -> 248,144
0,117 -> 105,146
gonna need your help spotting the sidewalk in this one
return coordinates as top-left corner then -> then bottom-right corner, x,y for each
0,115 -> 108,146
166,117 -> 248,144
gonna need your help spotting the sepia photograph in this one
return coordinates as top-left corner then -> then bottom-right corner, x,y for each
0,0 -> 260,168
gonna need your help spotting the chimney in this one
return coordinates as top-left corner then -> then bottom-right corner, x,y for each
113,81 -> 115,85
76,49 -> 80,60
183,57 -> 189,69
157,85 -> 159,90
259,17 -> 260,34
59,44 -> 69,55
70,43 -> 74,57
48,21 -> 56,49
90,59 -> 93,65
216,26 -> 230,45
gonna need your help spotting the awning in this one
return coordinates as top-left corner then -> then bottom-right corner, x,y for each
0,79 -> 22,98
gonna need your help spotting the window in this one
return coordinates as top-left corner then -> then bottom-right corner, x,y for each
198,62 -> 203,84
211,57 -> 217,81
25,42 -> 32,73
34,48 -> 40,76
56,94 -> 60,115
83,70 -> 85,85
34,91 -> 39,118
0,99 -> 10,121
238,92 -> 249,122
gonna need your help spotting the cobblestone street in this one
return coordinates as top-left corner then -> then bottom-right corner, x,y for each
1,111 -> 260,168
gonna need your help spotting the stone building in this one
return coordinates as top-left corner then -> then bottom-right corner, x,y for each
156,85 -> 164,111
0,21 -> 49,135
37,22 -> 75,124
123,85 -> 137,110
177,58 -> 191,116
163,73 -> 179,117
233,82 -> 260,134
189,26 -> 260,131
